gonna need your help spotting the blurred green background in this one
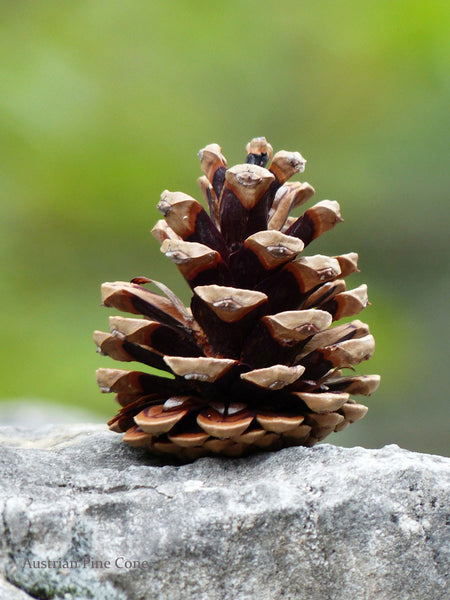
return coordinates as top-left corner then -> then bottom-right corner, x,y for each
1,1 -> 448,455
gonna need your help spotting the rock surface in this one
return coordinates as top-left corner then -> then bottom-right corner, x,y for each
0,425 -> 448,600
0,400 -> 100,427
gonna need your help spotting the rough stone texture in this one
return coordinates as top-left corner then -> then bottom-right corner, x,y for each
0,425 -> 448,600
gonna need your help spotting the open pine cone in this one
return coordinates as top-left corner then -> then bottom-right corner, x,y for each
94,137 -> 380,460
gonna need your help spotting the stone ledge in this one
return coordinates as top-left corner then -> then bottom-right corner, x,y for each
0,425 -> 448,600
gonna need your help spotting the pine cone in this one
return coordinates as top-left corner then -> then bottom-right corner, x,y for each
94,137 -> 380,461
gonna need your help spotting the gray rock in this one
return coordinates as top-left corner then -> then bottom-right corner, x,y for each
0,400 -> 100,427
0,425 -> 448,600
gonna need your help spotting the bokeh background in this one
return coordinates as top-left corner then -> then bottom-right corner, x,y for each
1,1 -> 448,455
